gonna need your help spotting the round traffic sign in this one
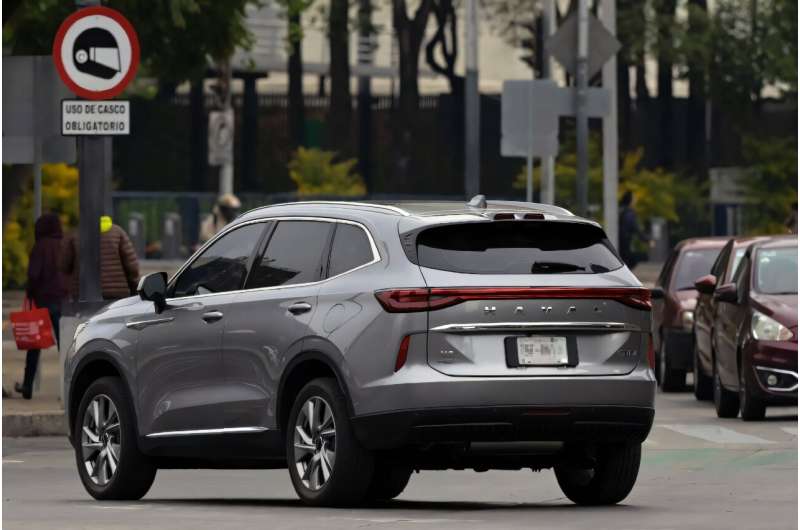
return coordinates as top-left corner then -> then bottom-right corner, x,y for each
52,6 -> 140,100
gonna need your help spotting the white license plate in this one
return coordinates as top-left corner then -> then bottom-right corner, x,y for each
517,336 -> 569,366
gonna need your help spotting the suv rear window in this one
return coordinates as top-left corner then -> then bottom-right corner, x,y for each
416,221 -> 623,274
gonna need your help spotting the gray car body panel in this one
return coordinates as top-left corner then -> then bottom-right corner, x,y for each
65,200 -> 655,454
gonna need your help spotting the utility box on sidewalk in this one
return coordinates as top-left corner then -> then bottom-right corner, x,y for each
648,217 -> 669,263
127,212 -> 146,259
162,212 -> 183,260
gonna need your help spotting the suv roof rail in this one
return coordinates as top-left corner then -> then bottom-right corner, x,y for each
241,200 -> 411,218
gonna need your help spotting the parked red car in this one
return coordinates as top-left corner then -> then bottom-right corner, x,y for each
692,236 -> 768,400
712,237 -> 797,420
651,238 -> 727,391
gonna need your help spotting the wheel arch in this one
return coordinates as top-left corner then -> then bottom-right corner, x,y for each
68,351 -> 136,443
276,346 -> 354,433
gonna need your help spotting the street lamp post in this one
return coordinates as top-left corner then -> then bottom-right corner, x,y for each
464,0 -> 480,198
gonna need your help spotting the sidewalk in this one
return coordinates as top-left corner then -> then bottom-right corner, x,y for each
2,260 -> 663,437
2,260 -> 184,437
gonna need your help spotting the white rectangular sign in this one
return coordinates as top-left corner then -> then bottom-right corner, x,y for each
61,100 -> 130,136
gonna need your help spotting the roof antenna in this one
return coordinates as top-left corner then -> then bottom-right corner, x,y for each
468,194 -> 487,209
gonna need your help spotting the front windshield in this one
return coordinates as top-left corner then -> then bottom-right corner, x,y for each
754,247 -> 798,294
673,249 -> 721,290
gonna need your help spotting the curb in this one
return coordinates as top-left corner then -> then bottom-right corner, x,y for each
3,411 -> 67,437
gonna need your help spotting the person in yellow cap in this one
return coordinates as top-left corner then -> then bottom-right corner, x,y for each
199,193 -> 241,244
60,216 -> 140,301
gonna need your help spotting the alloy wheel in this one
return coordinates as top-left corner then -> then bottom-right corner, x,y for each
81,394 -> 121,486
293,396 -> 337,491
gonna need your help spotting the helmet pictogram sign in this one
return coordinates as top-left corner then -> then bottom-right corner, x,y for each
53,6 -> 140,100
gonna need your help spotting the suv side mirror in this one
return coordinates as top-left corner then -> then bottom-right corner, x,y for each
714,282 -> 739,304
694,274 -> 717,295
650,286 -> 665,300
137,272 -> 169,313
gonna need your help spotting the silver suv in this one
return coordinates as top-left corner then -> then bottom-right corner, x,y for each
64,199 -> 655,506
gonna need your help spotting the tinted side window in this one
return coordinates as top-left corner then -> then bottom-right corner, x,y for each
173,223 -> 264,296
328,224 -> 374,277
710,244 -> 730,280
246,221 -> 333,289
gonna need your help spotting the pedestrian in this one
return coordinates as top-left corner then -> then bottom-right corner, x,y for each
60,216 -> 140,301
14,213 -> 67,400
618,190 -> 650,270
199,193 -> 241,244
785,201 -> 797,234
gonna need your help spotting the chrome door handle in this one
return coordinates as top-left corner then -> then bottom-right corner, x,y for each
288,302 -> 312,315
202,311 -> 224,323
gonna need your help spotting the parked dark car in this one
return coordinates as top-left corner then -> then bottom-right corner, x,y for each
712,237 -> 797,420
692,236 -> 767,400
651,238 -> 727,391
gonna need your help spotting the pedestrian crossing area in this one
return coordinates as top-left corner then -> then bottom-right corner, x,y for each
645,421 -> 797,449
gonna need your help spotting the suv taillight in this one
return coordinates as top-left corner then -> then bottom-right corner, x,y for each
374,287 -> 652,313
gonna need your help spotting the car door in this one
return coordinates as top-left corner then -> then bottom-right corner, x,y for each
714,253 -> 750,388
221,219 -> 335,431
134,222 -> 266,436
696,242 -> 731,369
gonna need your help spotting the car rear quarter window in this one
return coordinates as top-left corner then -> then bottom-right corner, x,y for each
416,221 -> 622,274
327,223 -> 374,277
173,223 -> 264,296
245,220 -> 333,289
672,249 -> 720,290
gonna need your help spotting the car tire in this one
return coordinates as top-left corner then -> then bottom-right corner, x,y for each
713,362 -> 739,418
74,376 -> 156,500
692,344 -> 713,401
366,460 -> 413,502
659,334 -> 685,392
286,377 -> 375,507
739,367 -> 766,421
554,443 -> 641,506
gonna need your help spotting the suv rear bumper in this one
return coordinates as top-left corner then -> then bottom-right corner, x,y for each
352,405 -> 654,450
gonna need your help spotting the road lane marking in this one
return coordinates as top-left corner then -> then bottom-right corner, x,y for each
2,460 -> 24,463
780,427 -> 797,436
659,424 -> 775,444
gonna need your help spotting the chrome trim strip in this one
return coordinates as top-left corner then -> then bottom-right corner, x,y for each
145,426 -> 269,438
165,216 -> 382,303
755,365 -> 799,392
125,317 -> 175,330
430,321 -> 640,333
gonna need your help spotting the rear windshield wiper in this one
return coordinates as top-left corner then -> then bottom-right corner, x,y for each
530,261 -> 586,273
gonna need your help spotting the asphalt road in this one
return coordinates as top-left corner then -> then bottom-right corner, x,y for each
3,391 -> 797,530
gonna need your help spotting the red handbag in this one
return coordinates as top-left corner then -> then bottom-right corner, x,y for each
9,297 -> 56,350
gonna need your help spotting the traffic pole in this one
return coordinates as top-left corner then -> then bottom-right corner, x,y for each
464,0 -> 480,198
75,0 -> 104,304
575,0 -> 590,217
601,0 -> 619,248
540,0 -> 557,205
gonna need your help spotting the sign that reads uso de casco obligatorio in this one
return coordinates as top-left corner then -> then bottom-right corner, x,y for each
53,6 -> 139,136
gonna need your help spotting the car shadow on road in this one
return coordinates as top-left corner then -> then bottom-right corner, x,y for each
66,497 -> 654,513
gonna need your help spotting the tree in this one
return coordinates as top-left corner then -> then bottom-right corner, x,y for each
279,0 -> 314,150
327,0 -> 351,154
654,0 -> 678,169
392,0 -> 433,181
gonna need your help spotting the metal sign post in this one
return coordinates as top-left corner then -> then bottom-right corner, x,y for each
464,0 -> 481,198
600,0 -> 619,248
54,3 -> 139,304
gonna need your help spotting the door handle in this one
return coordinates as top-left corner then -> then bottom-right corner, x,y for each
202,310 -> 224,323
288,302 -> 312,315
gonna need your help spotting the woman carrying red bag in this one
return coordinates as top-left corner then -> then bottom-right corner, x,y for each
14,213 -> 67,400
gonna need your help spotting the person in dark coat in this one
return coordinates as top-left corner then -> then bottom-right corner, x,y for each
15,213 -> 67,399
618,191 -> 650,270
60,219 -> 140,301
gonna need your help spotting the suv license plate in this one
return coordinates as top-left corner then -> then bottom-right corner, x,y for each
517,336 -> 569,366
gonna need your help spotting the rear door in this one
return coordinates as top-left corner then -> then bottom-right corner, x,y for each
221,219 -> 334,430
415,220 -> 651,377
